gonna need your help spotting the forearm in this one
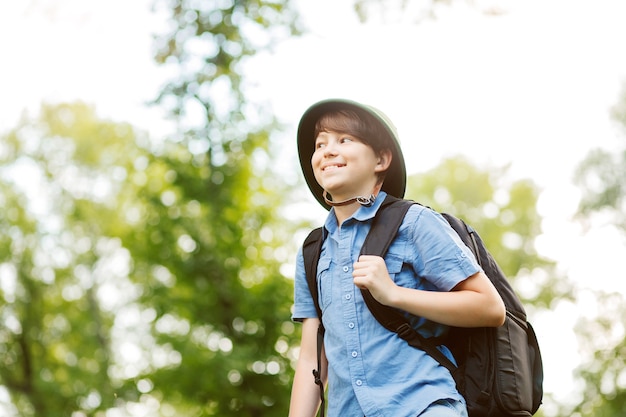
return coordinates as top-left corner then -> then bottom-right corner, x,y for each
289,318 -> 328,417
386,272 -> 505,328
288,356 -> 326,417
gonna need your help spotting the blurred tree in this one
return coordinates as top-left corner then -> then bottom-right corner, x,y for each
574,84 -> 626,230
0,96 -> 303,415
405,156 -> 569,307
0,102 -> 150,416
570,84 -> 626,417
108,125 -> 300,417
116,0 -> 304,416
571,291 -> 626,417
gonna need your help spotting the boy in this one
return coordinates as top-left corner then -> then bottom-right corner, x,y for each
289,99 -> 505,417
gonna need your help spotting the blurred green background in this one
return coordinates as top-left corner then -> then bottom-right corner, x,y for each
0,1 -> 625,416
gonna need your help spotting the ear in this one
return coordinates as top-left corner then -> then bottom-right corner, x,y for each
375,150 -> 392,173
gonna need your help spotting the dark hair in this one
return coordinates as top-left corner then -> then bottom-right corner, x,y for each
313,109 -> 391,156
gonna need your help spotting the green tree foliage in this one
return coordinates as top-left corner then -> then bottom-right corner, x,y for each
571,291 -> 626,417
571,84 -> 626,417
110,128 -> 299,416
0,102 -> 150,416
0,95 -> 301,415
1,1 -> 304,415
152,0 -> 301,133
405,156 -> 567,307
574,84 -> 626,230
121,0 -> 303,415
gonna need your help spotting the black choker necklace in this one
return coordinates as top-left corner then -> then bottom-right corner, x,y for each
323,191 -> 376,207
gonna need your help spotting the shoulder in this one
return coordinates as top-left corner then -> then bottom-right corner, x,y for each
402,202 -> 446,228
400,203 -> 462,247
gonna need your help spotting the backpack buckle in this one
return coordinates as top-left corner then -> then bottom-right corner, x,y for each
396,323 -> 417,342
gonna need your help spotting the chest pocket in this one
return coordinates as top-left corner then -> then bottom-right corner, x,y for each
317,258 -> 332,310
384,253 -> 414,288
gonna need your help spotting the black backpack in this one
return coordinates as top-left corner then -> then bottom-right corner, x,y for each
302,195 -> 544,417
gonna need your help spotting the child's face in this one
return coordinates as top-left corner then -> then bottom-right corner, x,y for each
311,130 -> 390,201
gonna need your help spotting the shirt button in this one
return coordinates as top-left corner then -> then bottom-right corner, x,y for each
351,351 -> 358,358
342,266 -> 349,272
355,380 -> 363,386
348,322 -> 355,329
345,294 -> 351,300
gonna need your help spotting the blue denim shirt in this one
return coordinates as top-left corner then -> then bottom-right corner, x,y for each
292,193 -> 481,417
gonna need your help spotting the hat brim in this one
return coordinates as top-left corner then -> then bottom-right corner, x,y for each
297,99 -> 406,210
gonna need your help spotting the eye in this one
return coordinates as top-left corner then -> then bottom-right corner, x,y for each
340,136 -> 353,144
315,141 -> 325,149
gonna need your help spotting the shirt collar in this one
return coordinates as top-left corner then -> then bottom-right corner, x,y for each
323,191 -> 388,235
353,191 -> 387,222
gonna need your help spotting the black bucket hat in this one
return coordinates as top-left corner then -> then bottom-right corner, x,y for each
297,98 -> 407,210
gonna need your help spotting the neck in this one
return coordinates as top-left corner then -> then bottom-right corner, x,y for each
323,191 -> 376,208
333,202 -> 361,225
325,185 -> 383,225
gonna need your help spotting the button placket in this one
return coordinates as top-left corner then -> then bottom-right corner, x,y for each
335,221 -> 369,402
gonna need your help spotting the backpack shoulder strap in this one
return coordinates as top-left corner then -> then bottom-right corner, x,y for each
360,195 -> 458,373
299,195 -> 415,318
359,195 -> 412,255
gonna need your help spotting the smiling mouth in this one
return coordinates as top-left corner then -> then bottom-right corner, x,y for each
322,164 -> 345,171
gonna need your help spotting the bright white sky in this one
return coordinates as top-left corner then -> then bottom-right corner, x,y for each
1,0 -> 626,413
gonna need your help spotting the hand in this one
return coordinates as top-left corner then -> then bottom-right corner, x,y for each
352,255 -> 397,306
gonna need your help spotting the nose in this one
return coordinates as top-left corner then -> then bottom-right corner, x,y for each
323,140 -> 338,157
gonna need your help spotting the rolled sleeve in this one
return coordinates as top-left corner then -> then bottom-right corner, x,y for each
408,206 -> 481,291
291,247 -> 319,322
